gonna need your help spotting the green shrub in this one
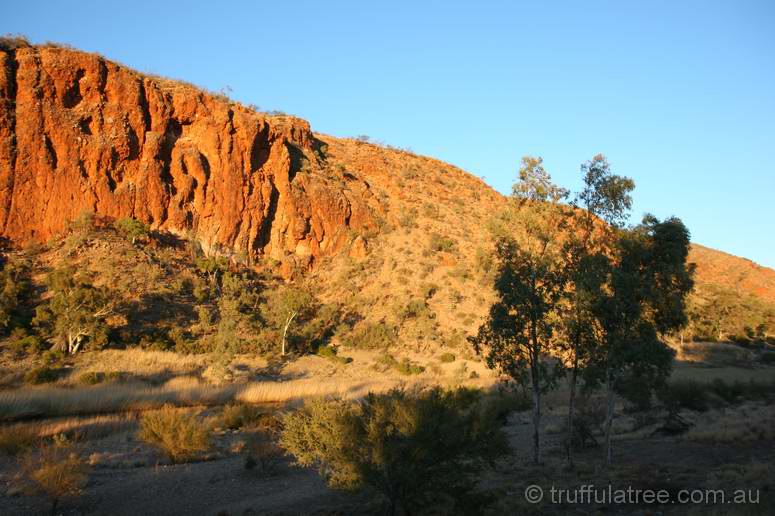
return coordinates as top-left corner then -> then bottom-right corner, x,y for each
138,405 -> 212,462
76,371 -> 123,385
315,345 -> 352,364
221,404 -> 265,430
280,388 -> 507,515
41,349 -> 64,365
708,378 -> 775,404
396,358 -> 425,376
439,353 -> 456,363
113,217 -> 150,244
343,322 -> 397,350
428,232 -> 456,253
658,380 -> 709,412
398,298 -> 430,320
25,366 -> 61,385
376,354 -> 425,376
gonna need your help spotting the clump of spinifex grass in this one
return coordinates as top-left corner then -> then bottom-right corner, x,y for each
138,404 -> 212,463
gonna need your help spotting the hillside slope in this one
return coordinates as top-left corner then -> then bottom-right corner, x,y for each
0,41 -> 773,345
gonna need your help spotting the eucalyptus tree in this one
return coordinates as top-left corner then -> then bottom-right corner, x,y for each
471,156 -> 569,464
588,214 -> 694,465
561,154 -> 634,467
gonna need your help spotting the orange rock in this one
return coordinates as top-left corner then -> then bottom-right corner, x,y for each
349,235 -> 368,259
0,45 -> 377,265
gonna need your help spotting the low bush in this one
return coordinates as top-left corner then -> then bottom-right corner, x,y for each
138,405 -> 212,462
708,378 -> 775,404
315,345 -> 352,364
41,349 -> 65,365
0,425 -> 38,455
396,358 -> 425,375
280,388 -> 507,515
221,403 -> 265,430
20,445 -> 88,515
658,380 -> 710,412
243,435 -> 284,475
439,352 -> 456,363
25,366 -> 61,385
376,354 -> 425,376
8,334 -> 47,356
428,232 -> 456,253
343,322 -> 397,350
657,378 -> 775,413
77,371 -> 124,385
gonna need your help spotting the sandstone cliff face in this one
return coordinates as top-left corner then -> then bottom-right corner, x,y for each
0,45 -> 378,267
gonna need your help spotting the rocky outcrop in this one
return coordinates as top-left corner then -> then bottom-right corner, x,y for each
0,44 -> 378,266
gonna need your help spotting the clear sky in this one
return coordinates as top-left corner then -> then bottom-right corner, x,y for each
5,1 -> 774,267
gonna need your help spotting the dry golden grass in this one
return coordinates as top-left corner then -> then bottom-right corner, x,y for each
0,424 -> 38,455
70,349 -> 213,381
685,402 -> 775,442
0,375 -> 416,422
138,404 -> 212,463
675,341 -> 755,365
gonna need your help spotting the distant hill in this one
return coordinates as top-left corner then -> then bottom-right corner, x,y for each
1,40 -> 773,347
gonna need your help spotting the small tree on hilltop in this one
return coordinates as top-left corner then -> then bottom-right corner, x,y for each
33,266 -> 113,354
113,217 -> 150,244
471,156 -> 569,464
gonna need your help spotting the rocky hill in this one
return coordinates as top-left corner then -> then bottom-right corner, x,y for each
1,41 -> 773,345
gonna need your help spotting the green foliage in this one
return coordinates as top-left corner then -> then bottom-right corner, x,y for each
24,366 -> 61,385
221,403 -> 265,430
585,216 -> 694,390
280,388 -> 508,515
41,349 -> 65,365
397,297 -> 432,321
63,211 -> 98,252
33,265 -> 113,354
213,271 -> 262,354
76,371 -> 123,385
376,354 -> 425,375
342,321 -> 397,350
315,345 -> 352,364
439,352 -> 456,363
428,232 -> 457,253
472,157 -> 570,464
138,405 -> 212,463
261,284 -> 317,355
8,330 -> 47,356
0,256 -> 31,332
657,378 -> 775,415
113,217 -> 150,244
657,380 -> 710,412
687,284 -> 775,343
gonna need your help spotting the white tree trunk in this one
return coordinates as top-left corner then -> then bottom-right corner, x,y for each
604,368 -> 615,466
281,311 -> 298,356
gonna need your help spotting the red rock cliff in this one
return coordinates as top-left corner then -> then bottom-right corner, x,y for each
0,44 -> 377,266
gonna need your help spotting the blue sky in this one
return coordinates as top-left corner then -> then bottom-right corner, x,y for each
5,1 -> 775,267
